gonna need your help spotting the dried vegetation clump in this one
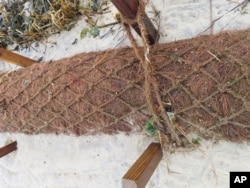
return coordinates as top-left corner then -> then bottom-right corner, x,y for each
0,0 -> 110,47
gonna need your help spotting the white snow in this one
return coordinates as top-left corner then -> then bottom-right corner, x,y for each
1,0 -> 250,187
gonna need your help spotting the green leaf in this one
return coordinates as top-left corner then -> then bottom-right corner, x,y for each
144,118 -> 158,136
192,137 -> 202,145
80,28 -> 89,39
89,27 -> 100,38
89,0 -> 100,12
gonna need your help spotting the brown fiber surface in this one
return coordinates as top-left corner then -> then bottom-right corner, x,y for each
0,29 -> 249,141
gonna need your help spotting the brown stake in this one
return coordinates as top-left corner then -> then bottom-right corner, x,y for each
0,141 -> 17,158
111,0 -> 159,45
122,143 -> 163,188
0,48 -> 35,67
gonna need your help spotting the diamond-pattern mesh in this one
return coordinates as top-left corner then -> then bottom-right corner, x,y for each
0,29 -> 249,141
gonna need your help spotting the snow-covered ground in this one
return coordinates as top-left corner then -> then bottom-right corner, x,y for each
0,0 -> 250,187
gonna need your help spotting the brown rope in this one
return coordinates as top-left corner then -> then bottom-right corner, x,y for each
121,0 -> 188,147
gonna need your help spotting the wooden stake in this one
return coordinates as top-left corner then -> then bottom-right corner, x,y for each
111,0 -> 159,45
122,142 -> 163,188
0,48 -> 35,67
0,141 -> 17,158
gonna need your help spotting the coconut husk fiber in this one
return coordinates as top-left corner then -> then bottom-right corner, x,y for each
0,29 -> 249,142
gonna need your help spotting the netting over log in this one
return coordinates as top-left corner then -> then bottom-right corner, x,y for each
0,29 -> 249,142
